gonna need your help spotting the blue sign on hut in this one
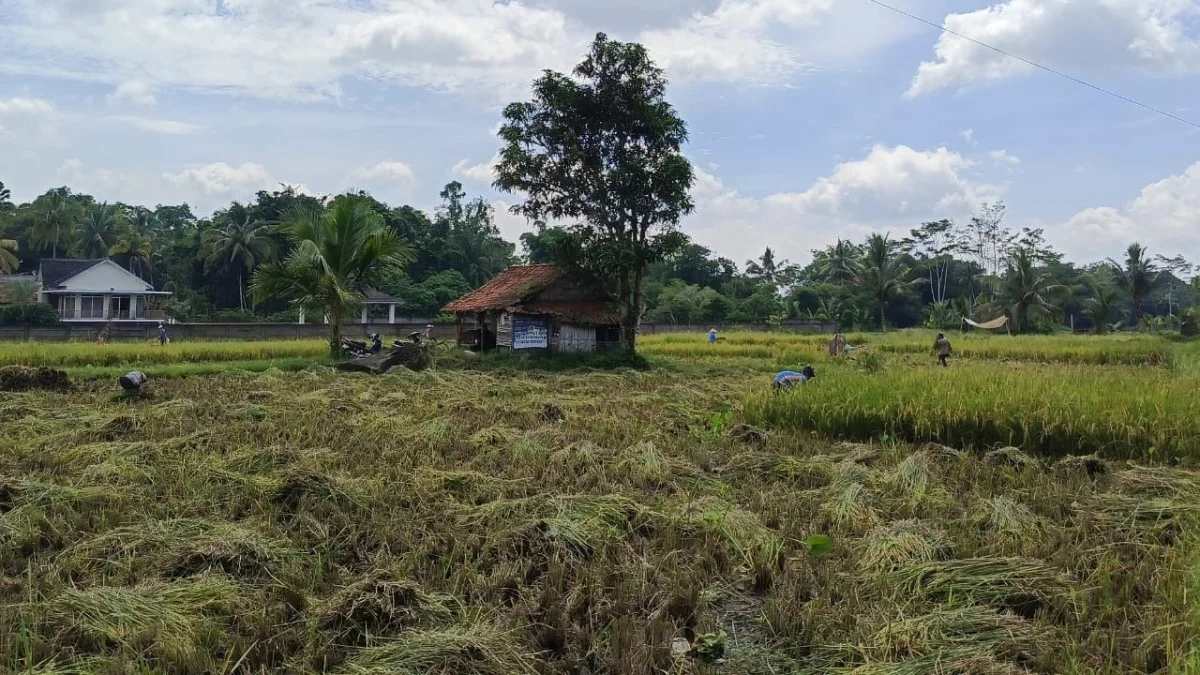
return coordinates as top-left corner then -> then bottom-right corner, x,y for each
442,264 -> 621,353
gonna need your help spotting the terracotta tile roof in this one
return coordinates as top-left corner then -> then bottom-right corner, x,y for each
443,264 -> 561,314
508,300 -> 622,326
40,259 -> 105,287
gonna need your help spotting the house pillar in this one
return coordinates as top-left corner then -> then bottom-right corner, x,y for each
102,294 -> 112,320
388,304 -> 396,324
74,294 -> 82,320
361,306 -> 368,325
129,295 -> 138,319
298,308 -> 305,325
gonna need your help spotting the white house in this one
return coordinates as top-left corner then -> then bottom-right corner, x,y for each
36,259 -> 172,322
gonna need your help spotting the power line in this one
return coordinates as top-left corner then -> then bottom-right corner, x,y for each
861,0 -> 1200,132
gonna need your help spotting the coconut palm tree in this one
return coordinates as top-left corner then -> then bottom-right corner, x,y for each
813,239 -> 862,285
201,213 -> 276,311
1084,280 -> 1122,335
856,234 -> 911,330
0,181 -> 11,211
251,194 -> 413,357
993,248 -> 1064,333
0,223 -> 18,274
25,189 -> 83,258
1108,243 -> 1161,326
74,203 -> 127,258
109,229 -> 154,279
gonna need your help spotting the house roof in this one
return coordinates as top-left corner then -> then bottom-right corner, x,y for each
443,264 -> 562,314
364,288 -> 398,304
508,300 -> 622,326
39,259 -> 105,287
0,275 -> 40,304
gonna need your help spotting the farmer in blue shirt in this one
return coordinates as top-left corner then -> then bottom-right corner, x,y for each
158,322 -> 169,345
708,328 -> 718,344
773,365 -> 816,390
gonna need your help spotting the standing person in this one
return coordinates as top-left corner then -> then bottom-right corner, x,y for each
424,324 -> 434,340
934,332 -> 952,367
773,365 -> 816,390
828,332 -> 846,357
708,328 -> 718,345
158,322 -> 169,346
118,370 -> 148,398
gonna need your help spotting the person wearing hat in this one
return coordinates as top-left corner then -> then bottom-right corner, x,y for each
157,322 -> 169,346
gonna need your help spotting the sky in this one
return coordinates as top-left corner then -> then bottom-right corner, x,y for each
1,0 -> 1199,269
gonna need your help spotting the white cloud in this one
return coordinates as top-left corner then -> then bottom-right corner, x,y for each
685,144 -> 1006,264
989,149 -> 1020,165
0,97 -> 56,139
452,154 -> 499,184
107,80 -> 156,106
960,128 -> 977,146
1057,161 -> 1200,261
108,115 -> 205,135
0,0 -> 589,101
163,162 -> 275,197
0,0 -> 914,101
350,161 -> 416,185
909,0 -> 1200,97
641,0 -> 831,84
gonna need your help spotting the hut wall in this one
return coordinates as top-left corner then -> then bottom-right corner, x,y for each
497,312 -> 514,349
558,324 -> 597,353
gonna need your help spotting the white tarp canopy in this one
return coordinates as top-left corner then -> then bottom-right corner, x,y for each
963,316 -> 1009,330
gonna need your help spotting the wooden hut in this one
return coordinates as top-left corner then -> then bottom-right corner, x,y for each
443,264 -> 621,353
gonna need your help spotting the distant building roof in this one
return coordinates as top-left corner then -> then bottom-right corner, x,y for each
508,300 -> 621,326
39,259 -> 105,288
364,288 -> 398,304
443,264 -> 562,314
0,274 -> 40,304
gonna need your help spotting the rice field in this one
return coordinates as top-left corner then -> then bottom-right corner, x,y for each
640,329 -> 1175,366
1,332 -> 1199,673
0,340 -> 330,368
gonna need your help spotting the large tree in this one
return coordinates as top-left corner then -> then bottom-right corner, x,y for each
993,248 -> 1064,333
857,233 -> 911,330
1109,243 -> 1160,326
24,188 -> 84,258
75,203 -> 127,258
494,33 -> 694,352
251,195 -> 412,357
109,228 -> 154,279
811,239 -> 862,285
201,210 -> 276,311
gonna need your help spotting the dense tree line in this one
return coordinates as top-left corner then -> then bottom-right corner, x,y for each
1,174 -> 1196,333
0,179 -> 513,323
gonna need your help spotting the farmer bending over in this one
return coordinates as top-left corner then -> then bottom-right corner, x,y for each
773,365 -> 816,390
934,332 -> 952,367
119,370 -> 148,398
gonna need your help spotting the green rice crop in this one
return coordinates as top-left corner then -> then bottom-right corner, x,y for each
744,361 -> 1200,460
0,340 -> 329,368
640,329 -> 1173,366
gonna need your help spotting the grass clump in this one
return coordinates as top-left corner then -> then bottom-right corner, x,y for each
335,621 -> 536,675
890,557 -> 1073,617
41,576 -> 240,673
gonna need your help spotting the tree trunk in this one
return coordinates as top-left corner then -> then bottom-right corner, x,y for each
618,269 -> 639,353
239,273 -> 245,312
879,302 -> 886,331
328,314 -> 343,359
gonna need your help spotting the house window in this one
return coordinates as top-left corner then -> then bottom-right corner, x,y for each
59,296 -> 76,317
80,295 -> 106,319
